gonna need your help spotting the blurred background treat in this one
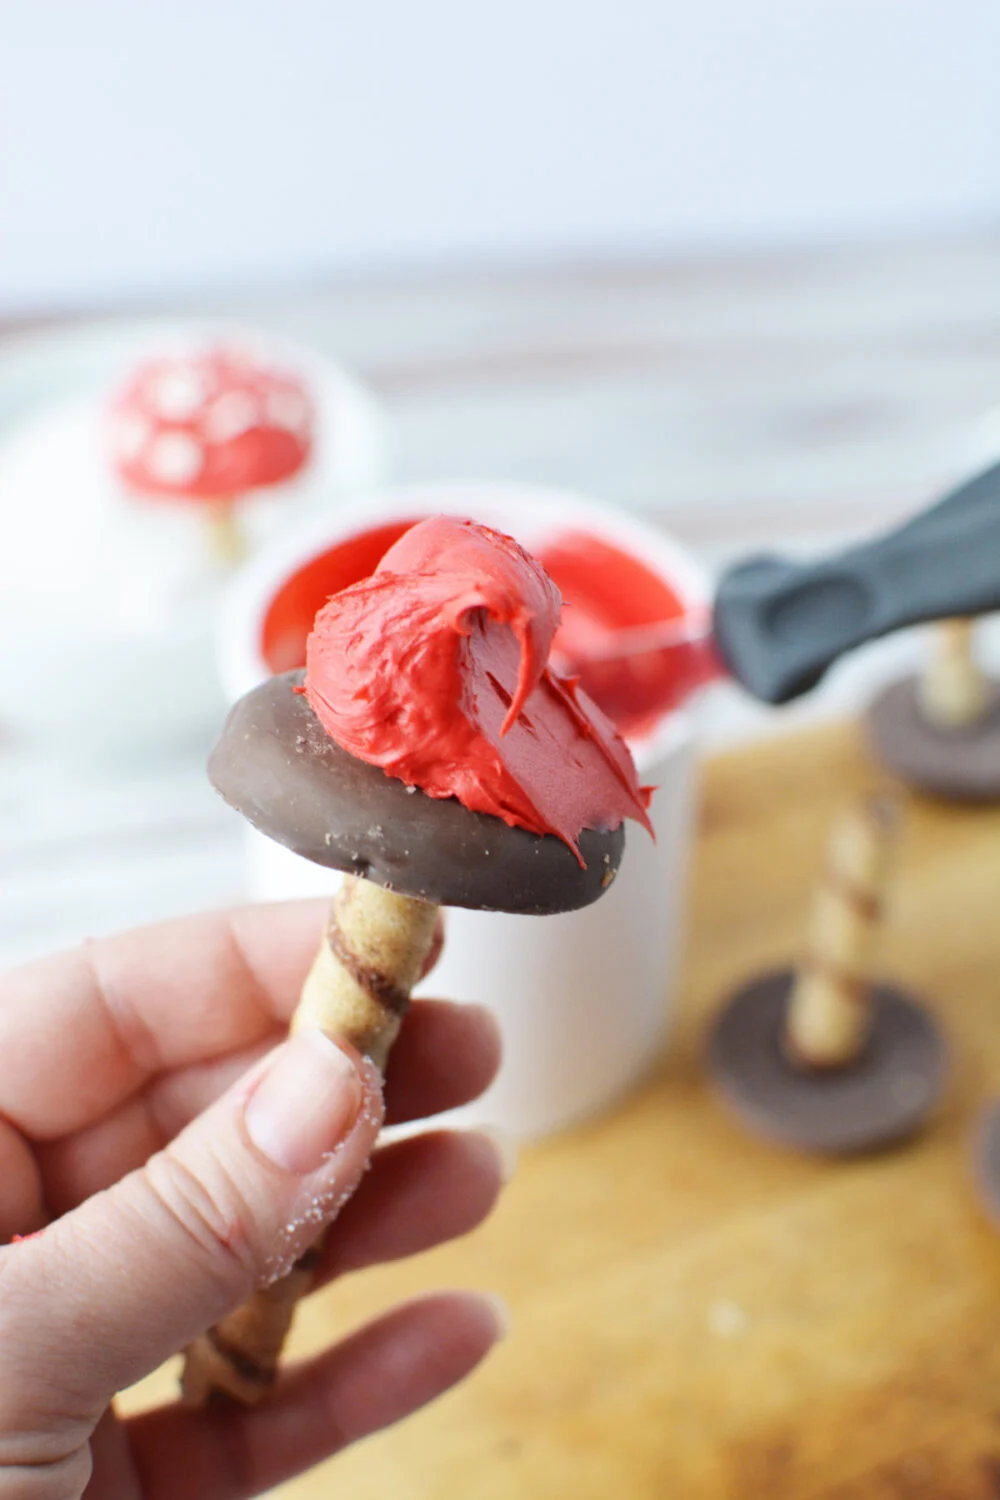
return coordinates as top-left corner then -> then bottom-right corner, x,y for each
107,343 -> 318,562
2,0 -> 999,962
0,320 -> 383,765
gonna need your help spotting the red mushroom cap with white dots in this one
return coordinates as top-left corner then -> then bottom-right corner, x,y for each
108,347 -> 315,502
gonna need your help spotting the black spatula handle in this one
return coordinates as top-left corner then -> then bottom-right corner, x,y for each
712,459 -> 1000,705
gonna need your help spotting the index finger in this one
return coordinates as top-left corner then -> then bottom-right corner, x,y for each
0,899 -> 331,1140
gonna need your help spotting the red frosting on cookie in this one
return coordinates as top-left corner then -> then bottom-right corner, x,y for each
304,516 -> 653,864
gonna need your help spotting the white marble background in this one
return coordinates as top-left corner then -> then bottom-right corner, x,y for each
2,236 -> 1000,969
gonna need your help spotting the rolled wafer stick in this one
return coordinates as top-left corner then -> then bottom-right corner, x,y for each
784,793 -> 899,1071
918,618 -> 990,729
204,497 -> 247,568
180,878 -> 438,1407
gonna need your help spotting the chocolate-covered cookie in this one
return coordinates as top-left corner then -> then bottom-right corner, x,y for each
210,671 -> 624,914
867,676 -> 1000,803
708,969 -> 946,1154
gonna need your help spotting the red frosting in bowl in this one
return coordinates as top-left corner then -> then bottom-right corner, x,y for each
304,516 -> 653,864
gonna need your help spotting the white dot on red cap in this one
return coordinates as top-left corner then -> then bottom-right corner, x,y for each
150,368 -> 211,420
204,389 -> 260,444
265,388 -> 309,433
147,431 -> 203,485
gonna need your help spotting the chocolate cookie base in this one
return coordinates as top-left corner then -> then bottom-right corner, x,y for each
866,676 -> 1000,803
707,969 -> 946,1154
970,1100 -> 1000,1231
210,671 -> 626,915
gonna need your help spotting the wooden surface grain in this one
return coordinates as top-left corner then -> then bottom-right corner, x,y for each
122,718 -> 1000,1497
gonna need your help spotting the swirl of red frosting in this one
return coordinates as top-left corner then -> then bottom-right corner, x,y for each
304,515 -> 653,864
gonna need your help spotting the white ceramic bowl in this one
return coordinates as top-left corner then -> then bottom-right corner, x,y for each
218,482 -> 709,1137
0,317 -> 386,763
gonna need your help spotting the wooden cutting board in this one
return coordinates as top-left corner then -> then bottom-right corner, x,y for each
128,720 -> 1000,1498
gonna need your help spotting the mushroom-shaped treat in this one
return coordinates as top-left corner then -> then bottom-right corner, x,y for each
708,793 -> 946,1155
181,515 -> 652,1405
866,618 -> 1000,803
108,346 -> 314,563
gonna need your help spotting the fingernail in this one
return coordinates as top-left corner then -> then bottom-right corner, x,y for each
244,1029 -> 363,1174
484,1292 -> 511,1340
475,1126 -> 518,1183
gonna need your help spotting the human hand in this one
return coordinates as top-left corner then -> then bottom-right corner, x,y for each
0,901 -> 507,1500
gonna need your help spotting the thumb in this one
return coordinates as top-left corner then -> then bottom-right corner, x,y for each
0,1029 -> 382,1430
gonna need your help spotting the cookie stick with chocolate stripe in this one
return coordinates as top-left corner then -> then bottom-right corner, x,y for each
181,863 -> 437,1406
708,793 -> 946,1155
784,794 -> 897,1069
182,516 -> 651,1404
921,618 -> 993,729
